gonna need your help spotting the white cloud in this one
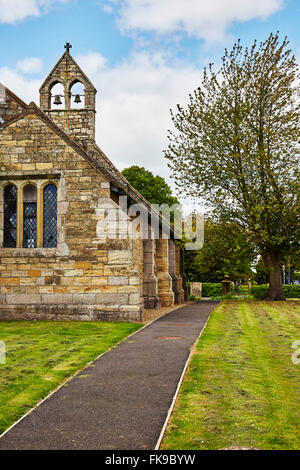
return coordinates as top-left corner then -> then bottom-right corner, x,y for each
0,0 -> 69,24
102,3 -> 113,14
107,0 -> 284,42
17,57 -> 43,74
0,66 -> 40,103
0,83 -> 5,104
76,52 -> 108,76
76,51 -> 201,183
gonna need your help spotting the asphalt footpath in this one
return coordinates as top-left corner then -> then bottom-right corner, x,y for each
0,301 -> 218,450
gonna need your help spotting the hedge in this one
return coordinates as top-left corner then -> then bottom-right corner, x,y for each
284,285 -> 300,298
250,285 -> 269,299
202,283 -> 222,298
251,284 -> 300,299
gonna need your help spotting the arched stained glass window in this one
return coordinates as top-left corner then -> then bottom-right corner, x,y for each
3,184 -> 17,248
23,184 -> 37,248
43,184 -> 57,248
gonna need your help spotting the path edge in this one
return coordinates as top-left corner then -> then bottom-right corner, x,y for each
155,304 -> 214,450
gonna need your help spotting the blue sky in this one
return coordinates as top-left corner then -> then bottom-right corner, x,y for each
0,0 -> 299,202
1,1 -> 300,70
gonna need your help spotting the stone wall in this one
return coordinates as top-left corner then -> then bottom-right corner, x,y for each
46,110 -> 95,149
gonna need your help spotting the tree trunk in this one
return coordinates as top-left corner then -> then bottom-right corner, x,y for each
263,250 -> 285,300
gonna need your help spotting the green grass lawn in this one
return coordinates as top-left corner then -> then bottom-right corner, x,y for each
162,301 -> 300,450
0,321 -> 141,435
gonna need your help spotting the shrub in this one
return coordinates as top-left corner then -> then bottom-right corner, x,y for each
283,285 -> 300,298
250,284 -> 300,299
189,295 -> 202,301
210,294 -> 255,301
250,285 -> 269,299
202,283 -> 222,298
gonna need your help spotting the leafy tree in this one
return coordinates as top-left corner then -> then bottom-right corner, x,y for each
122,165 -> 179,206
185,219 -> 256,283
166,33 -> 300,300
254,257 -> 269,285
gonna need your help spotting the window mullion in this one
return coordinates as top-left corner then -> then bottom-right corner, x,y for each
17,186 -> 22,248
37,186 -> 43,248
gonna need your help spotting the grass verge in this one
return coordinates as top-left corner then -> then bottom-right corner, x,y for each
161,301 -> 300,450
0,321 -> 141,434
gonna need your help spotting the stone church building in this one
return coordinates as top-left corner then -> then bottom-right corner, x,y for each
0,45 -> 187,322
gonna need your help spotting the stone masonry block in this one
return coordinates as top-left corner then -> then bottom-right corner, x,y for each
73,294 -> 96,305
6,294 -> 41,305
129,276 -> 140,286
41,294 -> 73,304
108,250 -> 132,265
96,293 -> 129,305
129,293 -> 140,305
108,276 -> 129,286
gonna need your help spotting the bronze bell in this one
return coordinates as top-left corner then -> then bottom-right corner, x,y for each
53,95 -> 62,106
74,94 -> 82,104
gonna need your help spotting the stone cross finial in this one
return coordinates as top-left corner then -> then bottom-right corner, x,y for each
64,42 -> 72,53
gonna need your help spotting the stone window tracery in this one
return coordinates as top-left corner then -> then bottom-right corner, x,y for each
2,180 -> 58,249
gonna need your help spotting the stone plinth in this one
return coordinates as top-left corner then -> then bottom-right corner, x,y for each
156,239 -> 174,307
143,238 -> 160,309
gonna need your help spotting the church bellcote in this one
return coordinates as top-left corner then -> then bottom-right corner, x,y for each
39,43 -> 97,148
